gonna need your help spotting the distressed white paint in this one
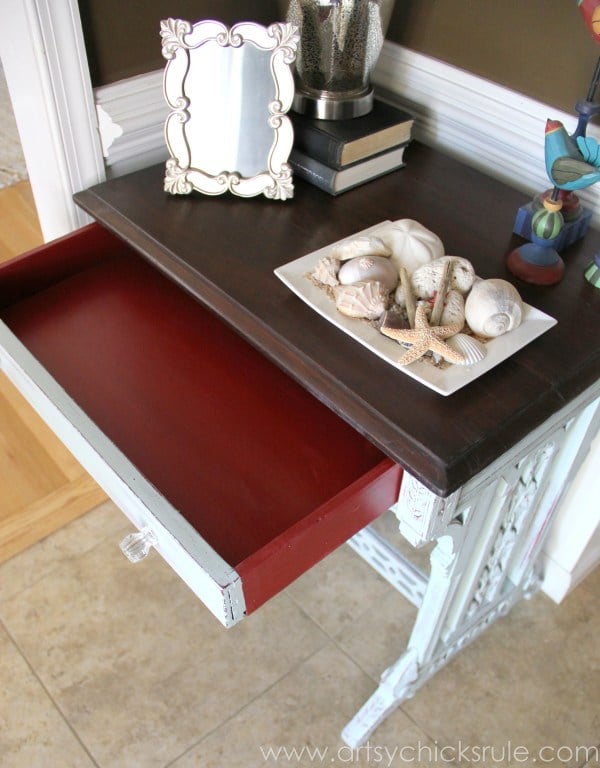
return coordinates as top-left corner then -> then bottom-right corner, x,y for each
343,388 -> 600,748
348,527 -> 427,607
0,323 -> 246,626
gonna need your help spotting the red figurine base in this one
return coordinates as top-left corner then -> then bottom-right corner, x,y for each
506,243 -> 565,285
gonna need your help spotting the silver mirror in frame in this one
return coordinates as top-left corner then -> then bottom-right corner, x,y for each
161,19 -> 299,200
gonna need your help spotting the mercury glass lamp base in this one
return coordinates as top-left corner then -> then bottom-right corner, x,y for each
292,87 -> 374,120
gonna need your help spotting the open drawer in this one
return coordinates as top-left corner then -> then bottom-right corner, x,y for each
0,223 -> 402,626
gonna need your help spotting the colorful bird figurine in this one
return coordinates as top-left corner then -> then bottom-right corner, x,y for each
544,118 -> 600,190
507,117 -> 600,286
584,251 -> 600,286
578,0 -> 600,43
508,4 -> 600,286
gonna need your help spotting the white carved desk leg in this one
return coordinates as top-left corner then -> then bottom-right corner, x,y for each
342,480 -> 466,747
343,393 -> 600,748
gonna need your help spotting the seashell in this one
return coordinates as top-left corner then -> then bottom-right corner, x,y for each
312,255 -> 340,286
330,235 -> 391,261
445,333 -> 488,366
411,256 -> 476,299
438,289 -> 465,328
378,219 -> 445,275
377,308 -> 409,333
338,255 -> 398,291
334,280 -> 389,320
465,278 -> 523,337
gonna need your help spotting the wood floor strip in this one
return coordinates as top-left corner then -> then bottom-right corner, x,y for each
0,180 -> 43,263
0,179 -> 106,559
0,474 -> 107,564
0,372 -> 84,483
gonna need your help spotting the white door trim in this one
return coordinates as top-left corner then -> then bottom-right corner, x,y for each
0,0 -> 105,241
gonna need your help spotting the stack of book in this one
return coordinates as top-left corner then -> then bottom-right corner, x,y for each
289,99 -> 414,195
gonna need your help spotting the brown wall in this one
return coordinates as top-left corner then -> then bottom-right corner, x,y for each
78,1 -> 282,86
80,0 -> 599,114
387,0 -> 599,114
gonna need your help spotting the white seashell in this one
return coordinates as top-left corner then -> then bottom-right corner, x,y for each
445,333 -> 488,366
378,219 -> 445,275
312,255 -> 340,286
438,289 -> 465,328
338,255 -> 398,291
394,283 -> 408,307
411,256 -> 476,299
334,281 -> 389,320
465,278 -> 523,337
330,235 -> 391,261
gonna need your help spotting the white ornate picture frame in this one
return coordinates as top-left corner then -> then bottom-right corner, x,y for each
161,19 -> 298,200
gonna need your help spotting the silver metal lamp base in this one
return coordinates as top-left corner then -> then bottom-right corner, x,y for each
292,87 -> 374,120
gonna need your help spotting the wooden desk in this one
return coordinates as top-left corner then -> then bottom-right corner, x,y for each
1,143 -> 598,746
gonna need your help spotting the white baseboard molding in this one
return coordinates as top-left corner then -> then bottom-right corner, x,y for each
540,428 -> 600,602
96,41 -> 600,225
95,70 -> 169,178
373,44 -> 600,228
542,523 -> 600,602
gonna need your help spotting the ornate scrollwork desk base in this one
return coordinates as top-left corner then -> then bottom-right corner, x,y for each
343,387 -> 600,747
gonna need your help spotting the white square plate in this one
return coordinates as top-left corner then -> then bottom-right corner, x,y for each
274,222 -> 557,396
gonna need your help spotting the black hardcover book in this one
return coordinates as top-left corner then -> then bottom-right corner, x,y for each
290,143 -> 409,196
291,100 -> 414,169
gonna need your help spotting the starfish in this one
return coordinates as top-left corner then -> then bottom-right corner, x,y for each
380,303 -> 465,365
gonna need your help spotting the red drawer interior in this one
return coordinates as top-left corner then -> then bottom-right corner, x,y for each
0,224 -> 401,613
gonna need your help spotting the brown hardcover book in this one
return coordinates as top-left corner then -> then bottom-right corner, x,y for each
291,100 -> 414,169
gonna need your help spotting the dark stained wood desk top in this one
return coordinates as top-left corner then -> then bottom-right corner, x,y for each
74,142 -> 600,497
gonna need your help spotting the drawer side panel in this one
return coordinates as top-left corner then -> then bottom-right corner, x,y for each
237,460 -> 402,613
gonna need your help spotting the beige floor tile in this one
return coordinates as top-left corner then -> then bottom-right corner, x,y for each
334,554 -> 599,767
581,749 -> 600,768
0,622 -> 95,768
0,501 -> 128,602
370,509 -> 435,574
399,583 -> 600,768
170,643 -> 448,768
335,588 -> 417,680
285,543 -> 397,637
0,535 -> 328,767
1,494 -> 597,767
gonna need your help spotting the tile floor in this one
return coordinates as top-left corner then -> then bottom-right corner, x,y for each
0,500 -> 598,768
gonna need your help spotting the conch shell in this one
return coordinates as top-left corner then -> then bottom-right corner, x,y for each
334,281 -> 389,320
338,255 -> 398,291
465,278 -> 523,337
331,235 -> 391,261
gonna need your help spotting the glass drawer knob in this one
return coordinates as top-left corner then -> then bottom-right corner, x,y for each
120,527 -> 157,563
